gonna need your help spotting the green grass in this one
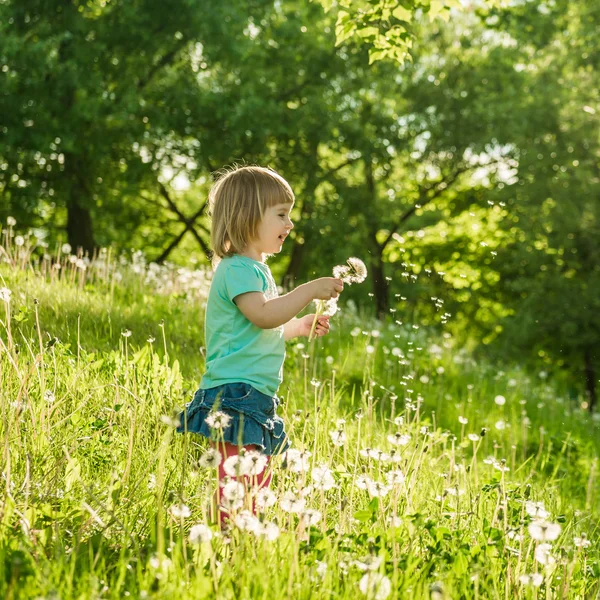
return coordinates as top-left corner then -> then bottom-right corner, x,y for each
0,254 -> 598,599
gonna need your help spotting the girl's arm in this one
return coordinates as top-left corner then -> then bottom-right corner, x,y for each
283,318 -> 302,341
234,278 -> 342,329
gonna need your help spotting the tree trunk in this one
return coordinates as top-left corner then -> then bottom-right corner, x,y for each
584,347 -> 597,412
66,197 -> 96,256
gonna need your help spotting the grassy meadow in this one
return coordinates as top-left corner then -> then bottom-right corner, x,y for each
0,239 -> 599,599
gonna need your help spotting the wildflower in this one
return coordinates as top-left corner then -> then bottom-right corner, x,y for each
44,390 -> 56,404
351,327 -> 361,337
283,448 -> 312,472
205,411 -> 232,431
62,243 -> 72,254
387,432 -> 409,446
326,355 -> 334,365
6,216 -> 16,226
355,475 -> 370,490
255,520 -> 280,541
574,534 -> 591,549
221,481 -> 245,511
147,474 -> 156,491
528,520 -> 561,542
312,465 -> 336,491
189,523 -> 213,544
169,504 -> 191,519
493,460 -> 510,473
244,450 -> 268,476
366,345 -> 375,355
354,555 -> 382,571
160,414 -> 180,428
280,491 -> 306,513
329,429 -> 346,447
386,470 -> 405,485
121,329 -> 132,338
198,448 -> 222,469
534,543 -> 555,566
15,235 -> 24,247
393,416 -> 404,426
525,501 -> 550,519
0,287 -> 11,303
234,510 -> 260,533
359,572 -> 391,600
255,487 -> 277,510
458,416 -> 468,424
366,480 -> 390,498
321,297 -> 339,316
336,418 -> 346,428
333,257 -> 368,284
223,454 -> 250,478
301,508 -> 322,525
495,395 -> 506,406
495,420 -> 506,430
468,433 -> 480,442
315,560 -> 328,578
519,573 -> 543,586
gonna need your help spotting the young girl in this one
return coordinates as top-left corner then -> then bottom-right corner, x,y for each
177,165 -> 344,529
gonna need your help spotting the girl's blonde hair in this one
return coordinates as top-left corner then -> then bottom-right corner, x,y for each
207,165 -> 294,267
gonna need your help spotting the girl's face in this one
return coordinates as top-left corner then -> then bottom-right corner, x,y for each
244,202 -> 294,261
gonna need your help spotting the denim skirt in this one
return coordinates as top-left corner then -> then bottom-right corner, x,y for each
176,382 -> 290,456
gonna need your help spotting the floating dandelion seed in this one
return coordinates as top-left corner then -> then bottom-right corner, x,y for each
189,523 -> 213,544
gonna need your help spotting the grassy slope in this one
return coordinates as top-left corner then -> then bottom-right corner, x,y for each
0,265 -> 598,599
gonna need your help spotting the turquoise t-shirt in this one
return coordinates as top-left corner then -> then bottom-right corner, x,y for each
199,254 -> 286,397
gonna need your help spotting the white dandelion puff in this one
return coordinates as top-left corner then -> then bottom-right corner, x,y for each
221,481 -> 245,511
189,523 -> 213,544
198,448 -> 222,469
528,520 -> 561,542
169,504 -> 191,519
534,543 -> 555,566
255,487 -> 277,511
280,491 -> 306,513
234,510 -> 260,533
359,572 -> 391,600
312,465 -> 336,491
205,411 -> 233,431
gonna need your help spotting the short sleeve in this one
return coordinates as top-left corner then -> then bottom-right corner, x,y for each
224,263 -> 266,303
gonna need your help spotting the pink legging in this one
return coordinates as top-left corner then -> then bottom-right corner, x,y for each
209,441 -> 273,529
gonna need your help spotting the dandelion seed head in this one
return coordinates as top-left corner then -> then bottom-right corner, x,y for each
359,573 -> 391,599
169,503 -> 191,519
189,523 -> 213,544
7,217 -> 16,227
198,448 -> 222,468
528,520 -> 561,542
205,411 -> 233,430
495,395 -> 506,406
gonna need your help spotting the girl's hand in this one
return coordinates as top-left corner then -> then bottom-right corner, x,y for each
298,314 -> 330,337
311,277 -> 344,300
